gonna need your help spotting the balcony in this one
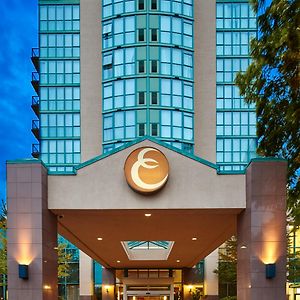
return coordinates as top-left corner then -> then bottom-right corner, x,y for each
31,96 -> 40,117
32,143 -> 40,159
31,48 -> 39,72
31,72 -> 39,94
31,119 -> 40,140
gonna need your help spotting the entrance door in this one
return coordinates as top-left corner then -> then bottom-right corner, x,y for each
124,285 -> 173,300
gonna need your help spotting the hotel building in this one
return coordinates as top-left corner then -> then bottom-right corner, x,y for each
6,0 -> 287,299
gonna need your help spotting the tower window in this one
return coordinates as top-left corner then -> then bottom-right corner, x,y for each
138,123 -> 145,136
151,60 -> 158,73
151,123 -> 158,136
151,0 -> 157,10
138,0 -> 145,10
138,29 -> 145,42
138,92 -> 145,105
138,60 -> 145,73
151,92 -> 158,105
151,29 -> 158,42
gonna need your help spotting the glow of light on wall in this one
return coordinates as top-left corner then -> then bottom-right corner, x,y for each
16,230 -> 35,265
43,285 -> 51,290
260,242 -> 279,264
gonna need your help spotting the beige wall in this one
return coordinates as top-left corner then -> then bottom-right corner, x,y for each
204,249 -> 219,297
80,0 -> 102,161
79,251 -> 94,297
194,0 -> 216,162
48,140 -> 245,210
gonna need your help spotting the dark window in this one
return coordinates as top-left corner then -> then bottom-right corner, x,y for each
138,60 -> 145,73
138,0 -> 144,10
151,123 -> 158,136
151,60 -> 158,73
151,29 -> 158,42
151,0 -> 157,9
151,92 -> 158,104
139,123 -> 145,136
139,92 -> 145,104
138,29 -> 145,42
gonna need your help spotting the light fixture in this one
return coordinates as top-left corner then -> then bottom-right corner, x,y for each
44,285 -> 51,290
117,260 -> 121,263
176,259 -> 180,263
105,285 -> 109,293
145,213 -> 152,217
241,245 -> 247,249
192,237 -> 197,241
18,264 -> 29,280
188,285 -> 193,293
97,237 -> 103,241
265,263 -> 276,279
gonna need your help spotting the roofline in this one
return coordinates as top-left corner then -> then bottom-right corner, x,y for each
75,136 -> 219,173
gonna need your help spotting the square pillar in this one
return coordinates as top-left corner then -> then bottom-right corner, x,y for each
6,162 -> 58,299
102,268 -> 115,300
237,160 -> 287,300
79,251 -> 94,300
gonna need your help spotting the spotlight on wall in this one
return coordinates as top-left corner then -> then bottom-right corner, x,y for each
265,263 -> 276,279
18,264 -> 29,280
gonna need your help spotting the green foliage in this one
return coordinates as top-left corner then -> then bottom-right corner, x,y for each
214,236 -> 237,285
287,227 -> 300,283
235,0 -> 300,222
191,288 -> 203,300
57,243 -> 73,278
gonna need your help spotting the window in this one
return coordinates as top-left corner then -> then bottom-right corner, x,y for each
151,92 -> 158,105
138,29 -> 145,42
151,29 -> 158,42
151,60 -> 158,73
138,0 -> 145,10
151,123 -> 158,136
139,92 -> 145,105
139,123 -> 145,136
138,60 -> 145,73
151,0 -> 157,10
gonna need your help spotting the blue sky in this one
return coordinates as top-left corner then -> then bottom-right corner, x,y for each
0,0 -> 38,199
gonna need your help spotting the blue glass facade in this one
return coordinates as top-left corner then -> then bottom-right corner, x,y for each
30,1 -> 257,299
38,3 -> 81,173
101,0 -> 194,153
216,0 -> 257,171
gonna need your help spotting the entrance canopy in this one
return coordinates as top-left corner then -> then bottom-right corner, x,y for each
48,139 -> 246,268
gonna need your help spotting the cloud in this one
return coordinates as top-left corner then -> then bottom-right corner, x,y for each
0,0 -> 38,199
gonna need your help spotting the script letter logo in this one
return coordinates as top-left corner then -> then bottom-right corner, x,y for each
124,147 -> 169,194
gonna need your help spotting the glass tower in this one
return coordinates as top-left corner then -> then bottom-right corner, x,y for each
216,0 -> 257,171
32,1 -> 81,173
101,0 -> 194,153
30,0 -> 257,299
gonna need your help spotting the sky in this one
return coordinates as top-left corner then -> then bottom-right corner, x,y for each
0,0 -> 38,199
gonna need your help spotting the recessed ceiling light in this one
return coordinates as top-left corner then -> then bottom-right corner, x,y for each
241,245 -> 247,249
192,237 -> 197,241
117,260 -> 121,263
97,237 -> 103,241
145,213 -> 152,217
176,259 -> 180,263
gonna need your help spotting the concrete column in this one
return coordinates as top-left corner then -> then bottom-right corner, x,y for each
204,249 -> 219,300
79,251 -> 94,300
6,161 -> 58,299
237,160 -> 287,300
80,0 -> 102,160
102,268 -> 115,300
194,0 -> 216,162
